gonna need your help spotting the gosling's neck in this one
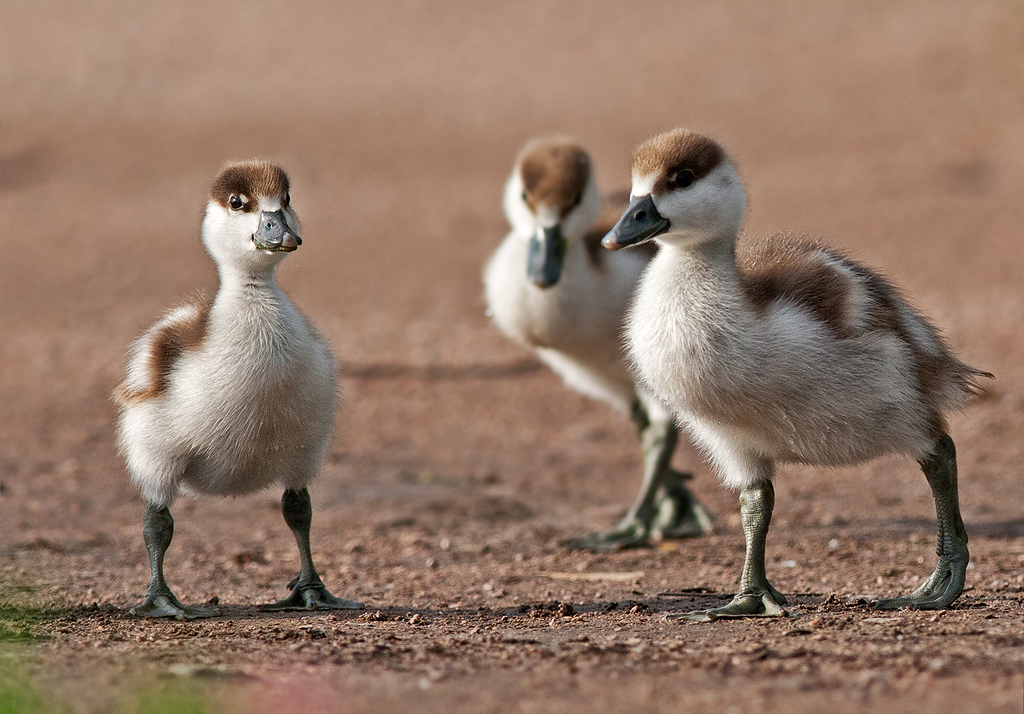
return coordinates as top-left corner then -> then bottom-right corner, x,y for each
209,260 -> 299,346
657,235 -> 741,296
216,260 -> 285,299
642,235 -> 751,356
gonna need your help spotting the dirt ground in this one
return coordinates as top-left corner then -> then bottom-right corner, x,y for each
3,1 -> 1024,712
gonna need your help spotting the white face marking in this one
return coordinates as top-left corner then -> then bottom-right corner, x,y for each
630,172 -> 658,200
534,204 -> 560,230
502,171 -> 536,240
201,193 -> 301,274
259,196 -> 285,213
630,162 -> 746,246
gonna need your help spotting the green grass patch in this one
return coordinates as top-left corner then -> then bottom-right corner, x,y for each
0,593 -> 217,713
0,599 -> 64,713
0,603 -> 63,643
135,683 -> 213,714
0,661 -> 217,714
0,661 -> 51,714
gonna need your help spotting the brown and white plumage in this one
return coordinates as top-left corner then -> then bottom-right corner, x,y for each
485,138 -> 649,410
116,161 -> 360,617
605,128 -> 990,616
116,162 -> 334,507
485,138 -> 714,550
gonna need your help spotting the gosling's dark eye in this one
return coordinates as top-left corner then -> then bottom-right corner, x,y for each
572,193 -> 583,208
229,195 -> 243,210
668,170 -> 696,190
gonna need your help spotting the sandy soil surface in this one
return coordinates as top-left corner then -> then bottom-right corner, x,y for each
3,1 -> 1023,711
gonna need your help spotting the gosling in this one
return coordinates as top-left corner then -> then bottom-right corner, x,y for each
485,137 -> 713,550
604,129 -> 991,619
115,161 -> 362,618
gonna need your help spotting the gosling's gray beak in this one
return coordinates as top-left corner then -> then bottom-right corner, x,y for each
527,225 -> 566,289
252,210 -> 302,252
602,194 -> 668,250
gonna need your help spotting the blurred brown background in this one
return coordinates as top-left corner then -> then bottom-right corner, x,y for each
2,1 -> 1023,711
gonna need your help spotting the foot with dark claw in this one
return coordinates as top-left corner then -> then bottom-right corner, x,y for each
672,480 -> 789,622
672,584 -> 788,622
875,435 -> 970,611
130,587 -> 221,620
263,575 -> 363,611
262,489 -> 364,611
562,472 -> 713,551
129,504 -> 221,620
561,520 -> 653,552
874,553 -> 967,610
564,404 -> 715,552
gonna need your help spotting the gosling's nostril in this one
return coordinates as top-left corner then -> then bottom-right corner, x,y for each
634,210 -> 647,221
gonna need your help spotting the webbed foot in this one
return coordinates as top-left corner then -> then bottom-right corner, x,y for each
263,576 -> 363,611
875,434 -> 970,611
671,585 -> 788,622
672,480 -> 784,622
129,589 -> 221,620
654,469 -> 715,539
561,472 -> 714,551
131,505 -> 219,619
561,521 -> 652,552
874,547 -> 968,611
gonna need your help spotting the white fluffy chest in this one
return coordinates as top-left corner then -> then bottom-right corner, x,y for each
118,286 -> 339,504
169,296 -> 336,453
626,254 -> 725,410
624,246 -> 936,471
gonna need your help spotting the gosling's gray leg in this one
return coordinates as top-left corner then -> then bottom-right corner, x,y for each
875,434 -> 969,610
674,480 -> 787,621
129,504 -> 220,619
263,488 -> 363,611
563,402 -> 713,551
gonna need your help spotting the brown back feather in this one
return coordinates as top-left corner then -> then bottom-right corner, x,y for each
115,297 -> 213,405
738,233 -> 991,434
738,234 -> 854,339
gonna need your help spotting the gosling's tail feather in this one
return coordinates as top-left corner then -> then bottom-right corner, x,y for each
958,363 -> 995,400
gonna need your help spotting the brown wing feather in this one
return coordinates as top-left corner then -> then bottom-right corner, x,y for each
737,234 -> 853,338
737,233 -> 992,431
115,297 -> 213,405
